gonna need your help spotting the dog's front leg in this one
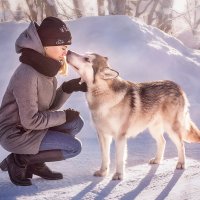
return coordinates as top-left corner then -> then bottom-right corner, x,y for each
112,136 -> 127,180
94,133 -> 112,177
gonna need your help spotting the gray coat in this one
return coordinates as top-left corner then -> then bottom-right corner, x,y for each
0,22 -> 70,154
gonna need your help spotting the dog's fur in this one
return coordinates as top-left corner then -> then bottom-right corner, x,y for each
67,50 -> 200,180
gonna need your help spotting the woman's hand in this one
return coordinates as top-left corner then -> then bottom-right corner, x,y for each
65,108 -> 80,123
62,78 -> 87,94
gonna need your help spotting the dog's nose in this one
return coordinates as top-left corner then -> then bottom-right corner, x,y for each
67,50 -> 72,56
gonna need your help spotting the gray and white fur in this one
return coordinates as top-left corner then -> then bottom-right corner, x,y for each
67,51 -> 200,180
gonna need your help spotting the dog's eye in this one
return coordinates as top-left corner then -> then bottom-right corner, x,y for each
84,57 -> 90,62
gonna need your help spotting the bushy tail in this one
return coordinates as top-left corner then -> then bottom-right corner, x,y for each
185,121 -> 200,143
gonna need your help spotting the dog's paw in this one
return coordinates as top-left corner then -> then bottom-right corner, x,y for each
149,157 -> 161,164
112,172 -> 124,180
93,169 -> 108,177
176,162 -> 185,170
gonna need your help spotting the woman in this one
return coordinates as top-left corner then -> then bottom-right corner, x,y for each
0,17 -> 87,186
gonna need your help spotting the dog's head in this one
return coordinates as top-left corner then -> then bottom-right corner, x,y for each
67,51 -> 119,86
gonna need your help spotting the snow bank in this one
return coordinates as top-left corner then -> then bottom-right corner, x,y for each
0,16 -> 200,199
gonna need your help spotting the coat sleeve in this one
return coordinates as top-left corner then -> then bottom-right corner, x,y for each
50,85 -> 71,111
12,69 -> 66,130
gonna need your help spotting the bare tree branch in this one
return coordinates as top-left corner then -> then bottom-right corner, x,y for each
25,0 -> 37,21
147,0 -> 159,25
135,0 -> 153,18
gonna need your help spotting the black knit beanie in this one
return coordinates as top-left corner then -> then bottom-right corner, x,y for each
37,17 -> 72,46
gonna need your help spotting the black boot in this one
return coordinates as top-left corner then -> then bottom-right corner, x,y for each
23,150 -> 64,180
0,160 -> 63,180
5,150 -> 64,186
26,163 -> 63,180
1,153 -> 63,180
5,154 -> 32,186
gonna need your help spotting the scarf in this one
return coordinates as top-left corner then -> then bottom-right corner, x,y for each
19,48 -> 61,77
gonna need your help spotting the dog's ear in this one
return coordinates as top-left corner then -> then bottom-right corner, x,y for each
99,67 -> 119,80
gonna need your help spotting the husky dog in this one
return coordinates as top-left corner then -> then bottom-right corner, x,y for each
67,50 -> 200,180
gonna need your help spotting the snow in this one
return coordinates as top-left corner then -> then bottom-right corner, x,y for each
175,28 -> 200,50
0,15 -> 200,199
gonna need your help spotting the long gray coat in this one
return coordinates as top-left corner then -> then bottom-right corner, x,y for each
0,22 -> 70,154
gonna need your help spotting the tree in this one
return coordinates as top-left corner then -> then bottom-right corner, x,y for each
44,0 -> 57,18
25,0 -> 58,22
108,0 -> 126,15
15,4 -> 24,21
25,0 -> 38,21
72,0 -> 85,18
97,0 -> 105,16
0,0 -> 13,21
126,0 -> 174,33
184,0 -> 200,35
155,0 -> 174,33
146,0 -> 159,25
55,0 -> 72,19
116,0 -> 127,15
134,0 -> 153,18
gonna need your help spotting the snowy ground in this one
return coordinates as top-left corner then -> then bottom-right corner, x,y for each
1,134 -> 200,200
1,15 -> 200,199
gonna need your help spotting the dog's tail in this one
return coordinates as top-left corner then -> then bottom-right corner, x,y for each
184,120 -> 200,143
179,93 -> 200,143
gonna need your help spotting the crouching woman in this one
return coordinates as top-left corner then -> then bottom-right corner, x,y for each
0,17 -> 87,186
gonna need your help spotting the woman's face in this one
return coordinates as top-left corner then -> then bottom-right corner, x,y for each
44,45 -> 68,61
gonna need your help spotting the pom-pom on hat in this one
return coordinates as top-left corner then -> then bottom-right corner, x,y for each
37,17 -> 72,46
